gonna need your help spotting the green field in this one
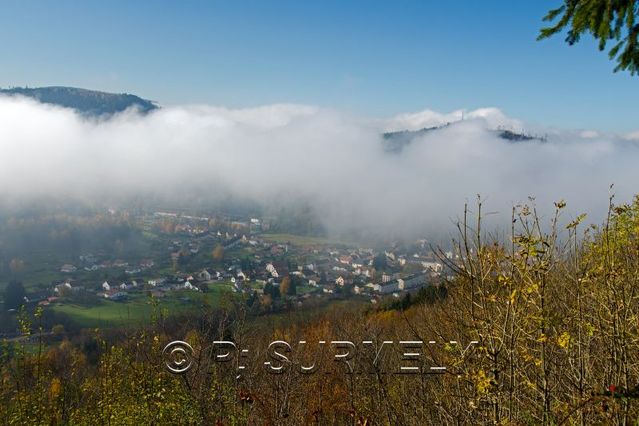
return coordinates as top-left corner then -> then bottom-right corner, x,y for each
296,284 -> 317,295
51,284 -> 235,328
260,233 -> 356,247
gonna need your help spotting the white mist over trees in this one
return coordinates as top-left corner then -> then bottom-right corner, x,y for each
0,94 -> 638,238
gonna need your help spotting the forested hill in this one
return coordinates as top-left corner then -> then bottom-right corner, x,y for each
0,86 -> 158,116
382,123 -> 547,153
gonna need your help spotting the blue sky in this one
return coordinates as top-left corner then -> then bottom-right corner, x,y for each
0,0 -> 637,132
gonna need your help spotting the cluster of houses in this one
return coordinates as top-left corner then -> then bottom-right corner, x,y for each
43,274 -> 207,304
232,240 -> 446,300
60,255 -> 155,275
45,212 -> 450,309
149,211 -> 267,236
147,212 -> 447,300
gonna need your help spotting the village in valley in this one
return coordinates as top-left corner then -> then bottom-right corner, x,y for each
15,209 -> 450,327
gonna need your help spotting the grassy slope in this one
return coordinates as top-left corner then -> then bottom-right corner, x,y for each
260,233 -> 356,247
51,284 -> 235,328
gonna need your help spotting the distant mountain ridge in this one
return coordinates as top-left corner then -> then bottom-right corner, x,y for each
0,86 -> 158,116
1,86 -> 548,149
383,123 -> 547,153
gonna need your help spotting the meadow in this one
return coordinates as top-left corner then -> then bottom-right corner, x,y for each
51,283 -> 235,328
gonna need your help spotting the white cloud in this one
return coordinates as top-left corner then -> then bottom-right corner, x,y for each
580,130 -> 600,139
0,95 -> 637,239
384,107 -> 522,132
623,130 -> 639,141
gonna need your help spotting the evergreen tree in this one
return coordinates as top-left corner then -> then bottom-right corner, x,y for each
539,1 -> 639,74
4,280 -> 26,310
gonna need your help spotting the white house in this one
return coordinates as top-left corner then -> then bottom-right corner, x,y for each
198,270 -> 212,281
54,282 -> 73,294
374,280 -> 400,294
398,273 -> 426,290
266,263 -> 279,278
183,281 -> 198,291
422,262 -> 443,273
60,264 -> 77,273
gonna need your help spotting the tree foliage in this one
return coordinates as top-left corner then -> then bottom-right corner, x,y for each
6,196 -> 639,423
539,0 -> 639,74
212,244 -> 224,262
4,280 -> 26,310
279,276 -> 291,298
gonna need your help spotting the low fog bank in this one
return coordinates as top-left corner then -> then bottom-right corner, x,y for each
0,95 -> 637,240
